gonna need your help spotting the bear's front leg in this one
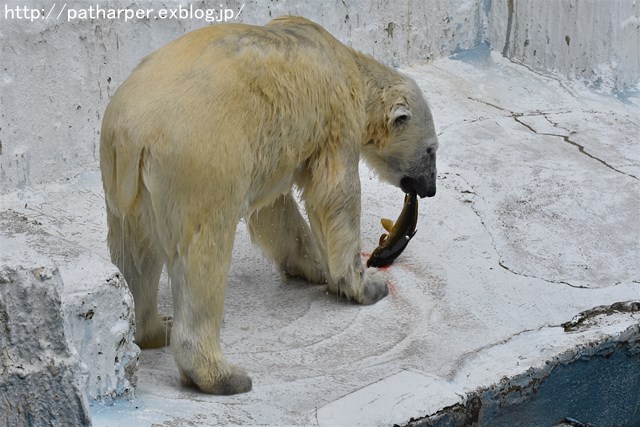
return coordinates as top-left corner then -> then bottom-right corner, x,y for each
303,162 -> 389,305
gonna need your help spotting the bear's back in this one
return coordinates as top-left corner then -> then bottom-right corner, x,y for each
100,17 -> 368,213
126,17 -> 355,98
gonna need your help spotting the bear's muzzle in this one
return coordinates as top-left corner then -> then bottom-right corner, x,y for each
400,175 -> 436,198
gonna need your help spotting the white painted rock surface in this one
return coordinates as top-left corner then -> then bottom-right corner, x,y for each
0,232 -> 91,426
0,210 -> 139,404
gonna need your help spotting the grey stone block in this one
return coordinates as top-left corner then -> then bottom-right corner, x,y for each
0,210 -> 140,405
0,241 -> 91,427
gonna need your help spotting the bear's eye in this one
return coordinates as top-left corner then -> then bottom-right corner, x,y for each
427,147 -> 433,154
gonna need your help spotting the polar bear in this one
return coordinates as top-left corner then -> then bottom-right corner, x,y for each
100,16 -> 438,395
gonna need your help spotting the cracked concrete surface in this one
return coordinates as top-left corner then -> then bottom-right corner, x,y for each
0,50 -> 638,425
512,112 -> 636,180
430,48 -> 639,290
466,95 -> 638,180
562,301 -> 640,332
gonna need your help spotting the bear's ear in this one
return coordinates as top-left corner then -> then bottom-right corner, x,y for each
389,104 -> 412,128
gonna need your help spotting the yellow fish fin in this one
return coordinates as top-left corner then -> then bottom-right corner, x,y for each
381,218 -> 394,232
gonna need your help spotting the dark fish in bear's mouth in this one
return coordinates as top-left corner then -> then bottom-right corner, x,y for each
367,192 -> 419,268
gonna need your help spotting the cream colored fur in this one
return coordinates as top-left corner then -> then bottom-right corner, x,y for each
100,16 -> 438,395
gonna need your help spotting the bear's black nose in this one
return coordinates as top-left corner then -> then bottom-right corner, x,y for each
400,176 -> 435,198
424,184 -> 436,198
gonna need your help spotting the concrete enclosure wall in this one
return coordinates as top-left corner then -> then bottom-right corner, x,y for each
0,0 -> 638,194
487,0 -> 640,93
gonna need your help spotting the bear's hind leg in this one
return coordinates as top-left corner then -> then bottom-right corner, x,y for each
169,215 -> 252,395
248,193 -> 327,284
106,204 -> 171,349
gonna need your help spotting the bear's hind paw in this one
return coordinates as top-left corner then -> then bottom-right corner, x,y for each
136,316 -> 173,349
181,365 -> 253,395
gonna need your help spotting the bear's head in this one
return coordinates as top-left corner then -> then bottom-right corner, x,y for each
361,76 -> 438,198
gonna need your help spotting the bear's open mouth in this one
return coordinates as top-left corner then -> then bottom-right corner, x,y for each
400,176 -> 435,198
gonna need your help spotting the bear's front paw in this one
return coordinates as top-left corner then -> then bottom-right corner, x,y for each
358,268 -> 389,305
